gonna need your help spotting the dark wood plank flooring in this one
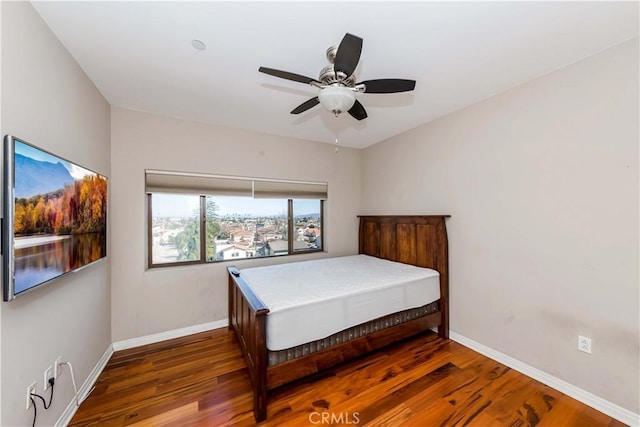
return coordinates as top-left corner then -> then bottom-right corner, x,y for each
69,328 -> 626,426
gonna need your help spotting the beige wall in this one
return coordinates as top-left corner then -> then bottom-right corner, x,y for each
110,107 -> 361,341
1,2 -> 635,421
0,2 -> 111,426
362,38 -> 639,412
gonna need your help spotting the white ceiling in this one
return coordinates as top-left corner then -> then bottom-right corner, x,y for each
32,1 -> 638,149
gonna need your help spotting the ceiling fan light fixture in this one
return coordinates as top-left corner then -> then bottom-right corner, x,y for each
318,86 -> 355,116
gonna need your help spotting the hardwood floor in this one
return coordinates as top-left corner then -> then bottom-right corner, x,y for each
70,328 -> 625,426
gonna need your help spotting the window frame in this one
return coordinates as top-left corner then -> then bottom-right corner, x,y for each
147,193 -> 324,268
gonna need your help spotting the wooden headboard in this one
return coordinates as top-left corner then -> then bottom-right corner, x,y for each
358,215 -> 450,337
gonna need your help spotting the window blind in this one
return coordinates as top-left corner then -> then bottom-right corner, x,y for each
145,171 -> 253,196
253,180 -> 327,199
145,170 -> 327,199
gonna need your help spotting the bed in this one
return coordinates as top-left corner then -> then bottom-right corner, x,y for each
227,215 -> 450,422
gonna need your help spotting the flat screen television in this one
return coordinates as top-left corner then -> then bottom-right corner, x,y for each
2,135 -> 107,301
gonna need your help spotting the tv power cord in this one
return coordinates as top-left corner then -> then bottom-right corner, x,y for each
29,377 -> 54,427
29,360 -> 87,426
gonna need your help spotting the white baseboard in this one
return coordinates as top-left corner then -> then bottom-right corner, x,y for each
449,331 -> 640,427
55,343 -> 114,427
112,319 -> 228,351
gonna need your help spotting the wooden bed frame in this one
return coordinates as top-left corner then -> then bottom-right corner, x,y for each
227,215 -> 450,422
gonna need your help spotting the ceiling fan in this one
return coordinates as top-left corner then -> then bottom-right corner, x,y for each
258,33 -> 416,121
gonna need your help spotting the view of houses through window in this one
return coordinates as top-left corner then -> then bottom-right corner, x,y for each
149,194 -> 322,266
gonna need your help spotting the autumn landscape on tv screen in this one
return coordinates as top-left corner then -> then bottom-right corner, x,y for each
12,140 -> 107,294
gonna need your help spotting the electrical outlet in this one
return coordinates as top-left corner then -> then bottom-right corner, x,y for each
26,381 -> 36,410
54,356 -> 62,379
44,366 -> 54,391
578,335 -> 592,354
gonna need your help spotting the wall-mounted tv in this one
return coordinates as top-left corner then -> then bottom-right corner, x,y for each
2,135 -> 107,301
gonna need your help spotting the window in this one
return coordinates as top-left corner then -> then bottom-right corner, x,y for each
210,195 -> 289,261
146,171 -> 326,268
293,199 -> 322,252
149,193 -> 201,265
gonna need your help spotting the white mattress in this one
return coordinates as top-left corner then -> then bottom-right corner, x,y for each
239,254 -> 440,350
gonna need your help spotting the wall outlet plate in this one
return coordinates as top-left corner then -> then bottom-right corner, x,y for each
26,381 -> 36,410
44,366 -> 54,390
578,335 -> 592,354
54,356 -> 62,379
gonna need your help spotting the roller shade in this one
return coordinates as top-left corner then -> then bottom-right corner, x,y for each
145,171 -> 252,196
146,170 -> 327,199
253,180 -> 327,199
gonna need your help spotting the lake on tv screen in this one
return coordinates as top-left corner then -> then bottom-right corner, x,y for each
14,233 -> 106,294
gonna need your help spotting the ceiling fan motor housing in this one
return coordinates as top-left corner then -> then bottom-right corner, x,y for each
319,65 -> 355,86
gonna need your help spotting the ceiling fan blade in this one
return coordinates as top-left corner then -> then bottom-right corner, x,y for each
259,67 -> 320,85
358,79 -> 416,93
348,100 -> 368,121
334,33 -> 363,78
290,97 -> 320,114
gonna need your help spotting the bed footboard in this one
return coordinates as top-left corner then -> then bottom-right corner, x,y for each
227,266 -> 269,421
